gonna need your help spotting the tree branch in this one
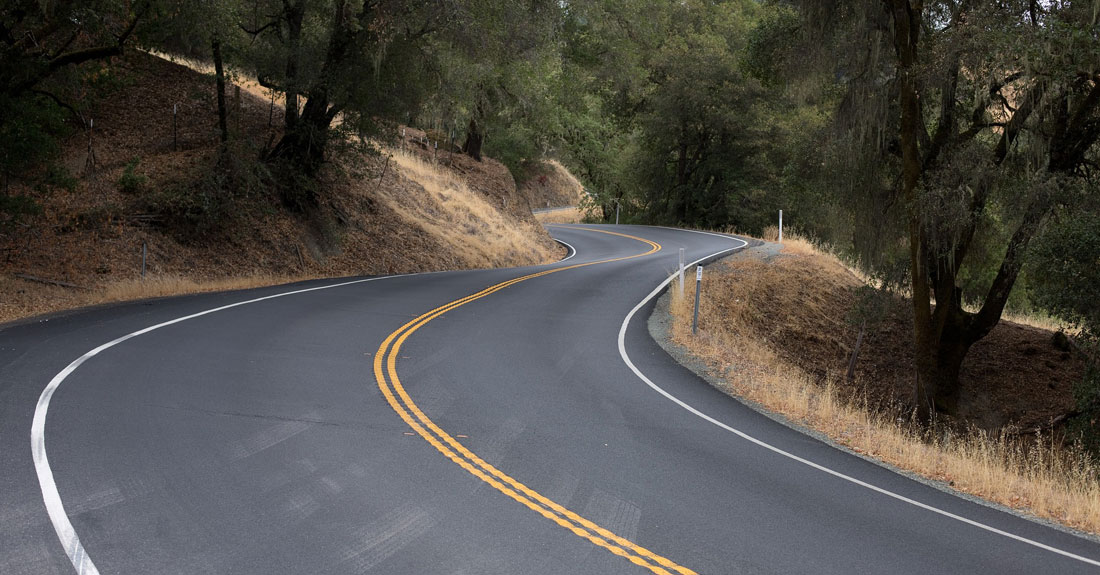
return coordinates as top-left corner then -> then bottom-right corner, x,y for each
47,2 -> 143,70
971,186 -> 1052,341
31,89 -> 86,126
1050,75 -> 1100,173
955,71 -> 1024,145
239,18 -> 280,38
993,76 -> 1047,166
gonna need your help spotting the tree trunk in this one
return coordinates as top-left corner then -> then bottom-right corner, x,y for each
283,0 -> 305,132
463,116 -> 484,161
888,0 -> 940,421
212,36 -> 228,145
269,0 -> 358,174
269,90 -> 336,173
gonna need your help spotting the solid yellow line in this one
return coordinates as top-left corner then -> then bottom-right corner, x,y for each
373,228 -> 698,575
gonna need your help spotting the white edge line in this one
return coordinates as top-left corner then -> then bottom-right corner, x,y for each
31,272 -> 427,575
616,230 -> 1100,568
554,239 -> 577,262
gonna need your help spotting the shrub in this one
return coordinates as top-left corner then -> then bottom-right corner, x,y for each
118,158 -> 148,194
0,194 -> 42,230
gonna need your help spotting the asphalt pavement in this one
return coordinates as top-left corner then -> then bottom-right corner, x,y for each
2,224 -> 1099,574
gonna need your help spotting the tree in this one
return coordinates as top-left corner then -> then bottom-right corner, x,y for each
240,0 -> 452,175
0,1 -> 149,188
784,0 -> 1100,418
556,0 -> 767,225
629,0 -> 764,228
1031,206 -> 1100,449
423,0 -> 562,171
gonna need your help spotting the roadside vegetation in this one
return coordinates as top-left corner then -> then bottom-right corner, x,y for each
0,50 -> 564,324
668,234 -> 1100,534
534,207 -> 588,225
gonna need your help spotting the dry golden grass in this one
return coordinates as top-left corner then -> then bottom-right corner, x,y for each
97,274 -> 306,302
146,49 -> 278,107
0,273 -> 311,324
668,246 -> 1100,535
999,309 -> 1075,333
535,206 -> 586,224
383,149 -> 561,268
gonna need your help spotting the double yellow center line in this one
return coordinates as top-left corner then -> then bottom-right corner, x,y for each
372,227 -> 698,575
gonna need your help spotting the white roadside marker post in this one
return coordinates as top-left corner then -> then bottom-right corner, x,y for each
778,209 -> 783,242
692,265 -> 703,335
678,248 -> 685,297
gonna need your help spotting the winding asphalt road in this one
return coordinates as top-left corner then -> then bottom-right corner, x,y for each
3,224 -> 1099,574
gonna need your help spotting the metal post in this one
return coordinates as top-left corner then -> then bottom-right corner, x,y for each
692,266 -> 702,334
778,209 -> 783,242
84,118 -> 96,174
141,243 -> 147,279
377,155 -> 391,190
678,248 -> 685,297
615,201 -> 620,225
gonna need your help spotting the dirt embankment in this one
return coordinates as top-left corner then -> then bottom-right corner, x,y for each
0,52 -> 573,323
663,240 -> 1099,535
520,160 -> 586,210
688,241 -> 1083,433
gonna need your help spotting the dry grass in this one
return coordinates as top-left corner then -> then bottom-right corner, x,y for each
667,245 -> 1100,535
1000,309 -> 1075,334
0,273 -> 310,324
535,206 -> 586,224
384,149 -> 561,268
97,274 -> 305,301
522,159 -> 586,209
146,49 -> 278,109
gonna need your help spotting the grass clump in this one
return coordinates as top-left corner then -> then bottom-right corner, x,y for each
117,158 -> 149,194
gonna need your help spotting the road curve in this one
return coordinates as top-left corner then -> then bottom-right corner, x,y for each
2,224 -> 1099,574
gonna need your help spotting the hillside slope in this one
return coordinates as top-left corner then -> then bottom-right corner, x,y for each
663,239 -> 1097,534
674,239 -> 1083,432
0,53 -> 567,323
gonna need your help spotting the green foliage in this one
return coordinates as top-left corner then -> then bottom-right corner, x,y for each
118,158 -> 149,194
1031,209 -> 1100,449
142,147 -> 275,238
0,94 -> 66,187
0,194 -> 43,231
1031,211 -> 1100,336
743,6 -> 801,88
43,164 -> 79,193
1068,366 -> 1100,454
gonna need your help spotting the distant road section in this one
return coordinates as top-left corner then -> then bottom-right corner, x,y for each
2,225 -> 1099,574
